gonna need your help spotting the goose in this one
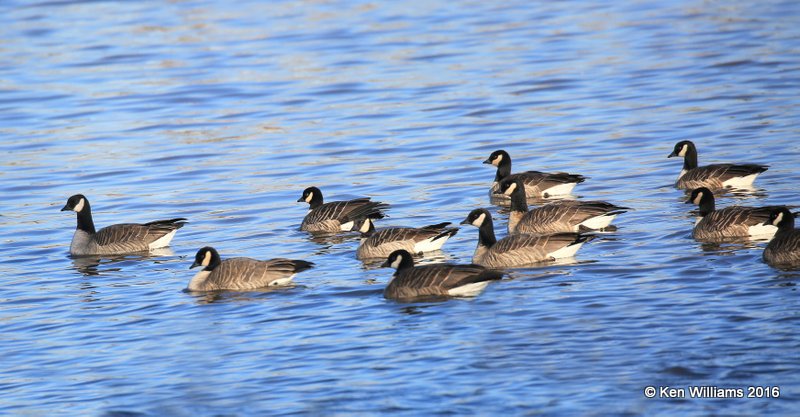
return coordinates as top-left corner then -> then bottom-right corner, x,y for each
297,186 -> 389,234
498,178 -> 628,234
460,208 -> 593,268
668,140 -> 768,190
381,249 -> 503,301
60,194 -> 186,256
762,208 -> 800,268
188,246 -> 314,291
483,149 -> 586,199
352,218 -> 459,260
685,187 -> 780,241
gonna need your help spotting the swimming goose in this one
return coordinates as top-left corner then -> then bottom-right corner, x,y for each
381,249 -> 503,301
188,246 -> 314,291
483,149 -> 586,199
498,178 -> 628,235
352,218 -> 459,259
297,186 -> 389,234
668,140 -> 768,190
60,194 -> 187,256
685,187 -> 780,241
460,208 -> 593,268
762,208 -> 800,268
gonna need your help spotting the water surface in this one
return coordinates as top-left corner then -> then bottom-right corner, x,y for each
1,0 -> 799,415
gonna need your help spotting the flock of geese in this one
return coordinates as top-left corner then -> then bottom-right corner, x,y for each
61,141 -> 800,301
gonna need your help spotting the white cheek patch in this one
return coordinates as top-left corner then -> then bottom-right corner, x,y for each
678,144 -> 688,157
74,198 -> 85,213
201,250 -> 212,267
472,212 -> 486,227
693,192 -> 703,205
504,182 -> 517,196
494,154 -> 503,165
304,192 -> 313,203
359,219 -> 371,233
390,256 -> 403,269
773,212 -> 784,226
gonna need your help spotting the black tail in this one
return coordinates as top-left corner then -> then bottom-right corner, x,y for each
422,222 -> 452,230
145,218 -> 188,229
291,260 -> 315,273
455,269 -> 504,287
432,227 -> 459,242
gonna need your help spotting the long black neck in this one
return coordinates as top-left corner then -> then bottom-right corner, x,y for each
683,144 -> 698,171
308,191 -> 324,209
509,183 -> 528,213
205,250 -> 222,271
76,202 -> 96,234
776,212 -> 795,234
495,158 -> 512,182
478,217 -> 497,248
698,194 -> 715,217
396,253 -> 415,272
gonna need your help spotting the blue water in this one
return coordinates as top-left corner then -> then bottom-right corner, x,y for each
1,0 -> 799,415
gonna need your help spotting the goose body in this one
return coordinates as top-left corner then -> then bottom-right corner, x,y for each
297,186 -> 389,234
61,194 -> 186,256
188,246 -> 314,291
484,149 -> 586,200
381,250 -> 503,301
461,208 -> 593,268
499,178 -> 627,234
353,218 -> 458,259
763,208 -> 800,268
686,187 -> 779,241
668,140 -> 768,190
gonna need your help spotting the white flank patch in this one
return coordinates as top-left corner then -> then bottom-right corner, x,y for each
548,241 -> 585,259
579,214 -> 617,230
748,223 -> 777,238
339,221 -> 354,231
187,270 -> 211,291
448,281 -> 490,297
414,235 -> 450,253
149,230 -> 177,249
722,173 -> 760,188
270,274 -> 296,286
542,182 -> 577,196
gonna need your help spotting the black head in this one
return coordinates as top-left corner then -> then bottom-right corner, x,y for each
61,194 -> 88,212
351,217 -> 375,234
297,186 -> 322,205
686,187 -> 713,206
668,140 -> 695,158
460,208 -> 491,228
498,177 -> 524,196
764,207 -> 795,229
190,246 -> 221,270
381,249 -> 415,270
483,149 -> 510,166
